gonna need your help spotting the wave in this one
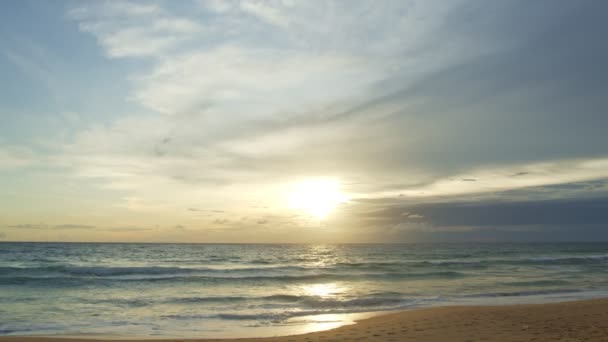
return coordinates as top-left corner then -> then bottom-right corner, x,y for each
167,292 -> 409,307
76,292 -> 411,310
518,254 -> 608,264
0,265 -> 306,277
297,296 -> 408,309
334,254 -> 608,270
175,302 -> 416,323
0,270 -> 467,286
420,254 -> 608,267
500,279 -> 572,287
175,288 -> 602,322
462,288 -> 584,298
2,252 -> 606,279
0,263 -> 467,285
153,292 -> 422,323
417,254 -> 608,267
0,265 -> 192,277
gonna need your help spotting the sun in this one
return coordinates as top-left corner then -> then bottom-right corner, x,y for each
288,178 -> 348,219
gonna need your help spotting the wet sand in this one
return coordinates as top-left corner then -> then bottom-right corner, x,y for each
2,298 -> 608,341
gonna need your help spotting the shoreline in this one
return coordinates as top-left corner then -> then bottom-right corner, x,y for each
2,297 -> 608,341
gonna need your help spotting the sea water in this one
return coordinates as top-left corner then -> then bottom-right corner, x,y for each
1,242 -> 607,337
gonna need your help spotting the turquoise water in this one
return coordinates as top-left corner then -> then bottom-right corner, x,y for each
1,242 -> 607,337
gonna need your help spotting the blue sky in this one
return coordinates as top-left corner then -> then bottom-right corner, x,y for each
1,0 -> 607,242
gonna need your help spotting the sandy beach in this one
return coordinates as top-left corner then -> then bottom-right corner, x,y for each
2,298 -> 608,342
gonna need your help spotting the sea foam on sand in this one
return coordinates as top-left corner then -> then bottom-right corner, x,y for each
2,298 -> 608,342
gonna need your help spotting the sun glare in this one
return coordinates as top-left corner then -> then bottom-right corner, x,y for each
288,179 -> 348,219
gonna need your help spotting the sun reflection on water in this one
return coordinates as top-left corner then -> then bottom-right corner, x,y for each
304,283 -> 341,297
288,313 -> 349,332
284,312 -> 382,336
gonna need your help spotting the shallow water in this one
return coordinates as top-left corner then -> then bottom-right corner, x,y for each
1,242 -> 607,337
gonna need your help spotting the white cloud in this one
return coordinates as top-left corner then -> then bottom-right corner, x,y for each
240,1 -> 290,28
371,158 -> 608,199
56,0 -> 608,237
133,46 -> 381,117
69,0 -> 475,122
200,0 -> 236,14
69,2 -> 162,19
70,2 -> 202,58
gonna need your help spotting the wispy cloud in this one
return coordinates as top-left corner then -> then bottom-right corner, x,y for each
4,223 -> 155,233
367,158 -> 608,200
7,223 -> 95,230
2,0 -> 607,241
68,2 -> 202,58
61,1 -> 608,212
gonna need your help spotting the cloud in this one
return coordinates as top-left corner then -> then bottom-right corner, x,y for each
53,224 -> 97,229
6,223 -> 49,229
511,172 -> 530,177
132,47 -> 378,117
240,1 -> 290,28
7,223 -> 95,230
408,197 -> 608,227
188,208 -> 225,213
101,226 -> 154,232
4,223 -> 156,232
68,2 -> 202,58
401,212 -> 424,219
4,0 -> 601,242
367,158 -> 608,200
342,190 -> 608,242
64,0 -> 608,184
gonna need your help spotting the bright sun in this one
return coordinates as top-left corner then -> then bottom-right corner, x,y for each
288,178 -> 348,219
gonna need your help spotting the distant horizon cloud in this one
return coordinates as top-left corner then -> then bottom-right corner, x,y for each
0,0 -> 607,242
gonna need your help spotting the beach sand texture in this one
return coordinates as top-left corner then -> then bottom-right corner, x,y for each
3,298 -> 608,342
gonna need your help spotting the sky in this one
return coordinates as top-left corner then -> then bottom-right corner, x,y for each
0,0 -> 607,243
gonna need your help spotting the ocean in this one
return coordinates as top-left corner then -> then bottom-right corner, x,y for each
1,242 -> 607,338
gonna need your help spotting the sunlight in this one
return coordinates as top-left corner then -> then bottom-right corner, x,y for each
288,178 -> 348,219
303,283 -> 341,298
287,313 -> 351,335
